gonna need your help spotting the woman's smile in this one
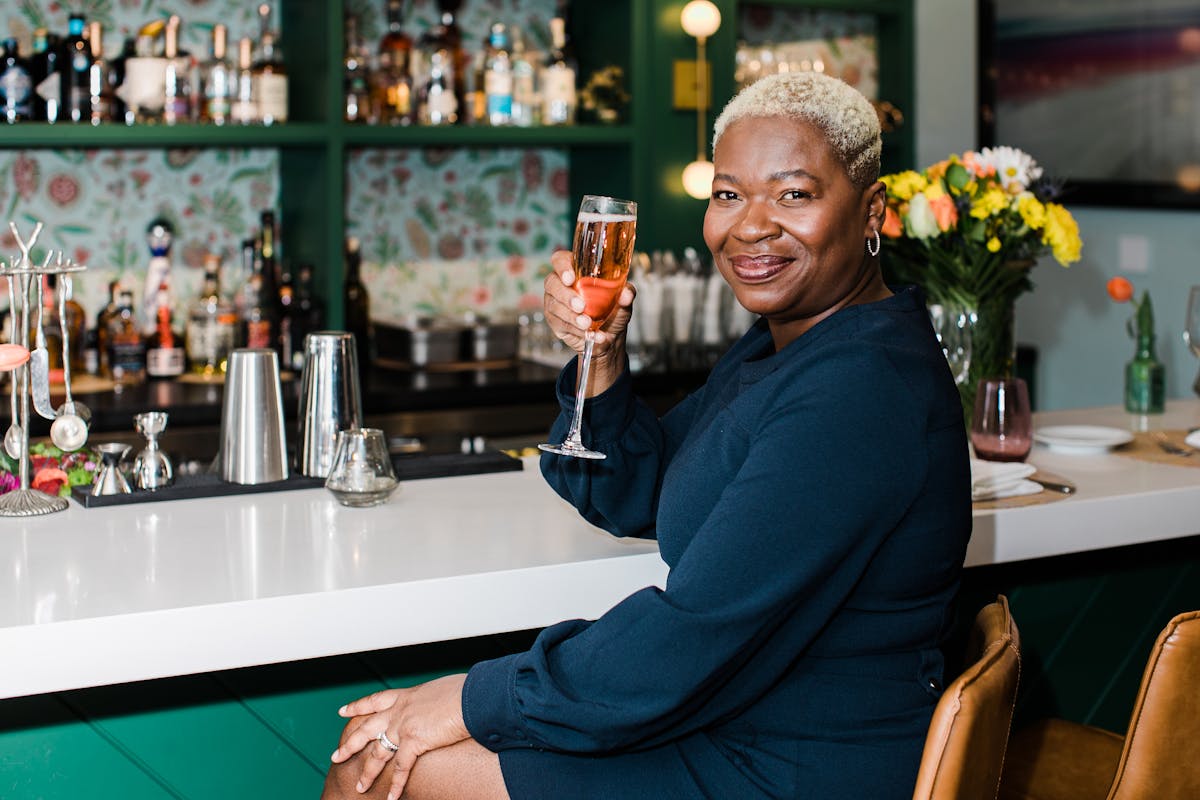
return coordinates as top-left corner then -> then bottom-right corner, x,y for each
729,254 -> 794,283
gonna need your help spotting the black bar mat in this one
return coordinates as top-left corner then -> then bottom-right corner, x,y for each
71,450 -> 523,508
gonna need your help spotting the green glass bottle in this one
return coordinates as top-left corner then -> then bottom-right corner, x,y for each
1124,292 -> 1165,414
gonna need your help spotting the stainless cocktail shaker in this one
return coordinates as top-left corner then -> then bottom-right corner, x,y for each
219,348 -> 289,484
297,331 -> 363,478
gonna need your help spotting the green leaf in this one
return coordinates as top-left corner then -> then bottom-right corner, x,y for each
945,163 -> 971,191
499,238 -> 522,256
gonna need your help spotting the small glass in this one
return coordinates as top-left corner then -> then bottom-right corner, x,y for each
1184,286 -> 1200,396
971,377 -> 1032,462
325,428 -> 399,508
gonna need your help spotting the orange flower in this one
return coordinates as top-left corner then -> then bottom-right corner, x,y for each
1107,276 -> 1134,303
928,194 -> 958,232
881,206 -> 903,238
32,467 -> 69,497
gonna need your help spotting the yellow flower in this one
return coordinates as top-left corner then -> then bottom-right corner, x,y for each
882,170 -> 928,201
1016,194 -> 1047,230
970,187 -> 1009,220
1042,203 -> 1082,265
987,237 -> 1002,253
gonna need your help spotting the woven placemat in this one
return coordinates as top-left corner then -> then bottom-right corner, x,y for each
1112,429 -> 1200,468
973,470 -> 1075,510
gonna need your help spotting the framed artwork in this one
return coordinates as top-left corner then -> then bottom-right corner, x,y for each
979,0 -> 1200,208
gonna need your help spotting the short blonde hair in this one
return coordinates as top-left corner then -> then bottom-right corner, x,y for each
713,72 -> 881,188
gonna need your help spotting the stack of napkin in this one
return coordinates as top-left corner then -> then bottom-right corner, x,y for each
971,458 -> 1042,501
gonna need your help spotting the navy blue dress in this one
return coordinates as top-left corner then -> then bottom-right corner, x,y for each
462,287 -> 972,799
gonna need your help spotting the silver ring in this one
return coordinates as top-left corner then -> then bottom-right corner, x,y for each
376,730 -> 400,753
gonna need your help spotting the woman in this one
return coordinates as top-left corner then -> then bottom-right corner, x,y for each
324,71 -> 971,800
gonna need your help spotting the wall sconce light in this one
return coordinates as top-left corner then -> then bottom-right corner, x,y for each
678,0 -> 721,200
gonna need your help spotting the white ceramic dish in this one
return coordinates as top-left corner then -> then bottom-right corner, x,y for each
1186,429 -> 1200,449
1034,425 -> 1134,455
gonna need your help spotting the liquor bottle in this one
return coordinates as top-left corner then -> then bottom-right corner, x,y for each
415,10 -> 462,126
108,35 -> 135,124
87,22 -> 115,124
376,0 -> 414,125
465,49 -> 487,125
141,218 -> 174,334
0,38 -> 33,123
295,263 -> 325,339
259,209 -> 281,307
95,280 -> 120,376
483,23 -> 513,126
343,14 -> 371,123
509,27 -> 537,127
252,3 -> 288,125
241,242 -> 277,350
107,289 -> 146,386
186,254 -> 237,376
419,49 -> 458,125
61,14 -> 92,123
145,282 -> 185,379
199,23 -> 233,125
30,29 -> 61,122
163,15 -> 193,125
230,36 -> 257,124
541,16 -> 576,125
344,237 -> 372,369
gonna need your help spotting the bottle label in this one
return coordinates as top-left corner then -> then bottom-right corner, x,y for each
110,341 -> 147,379
187,318 -> 235,367
424,85 -> 457,123
0,67 -> 33,114
255,73 -> 288,123
146,346 -> 185,377
541,66 -> 575,123
246,320 -> 273,349
485,71 -> 513,120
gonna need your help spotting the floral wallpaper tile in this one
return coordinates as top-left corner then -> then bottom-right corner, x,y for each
348,146 -> 568,319
0,148 -> 278,318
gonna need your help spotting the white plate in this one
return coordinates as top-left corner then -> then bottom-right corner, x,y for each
1034,425 -> 1134,455
1186,430 -> 1200,449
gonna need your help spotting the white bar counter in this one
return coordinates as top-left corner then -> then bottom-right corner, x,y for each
3,400 -> 1200,700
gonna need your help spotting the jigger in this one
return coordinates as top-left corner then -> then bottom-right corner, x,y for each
133,411 -> 174,491
92,444 -> 132,496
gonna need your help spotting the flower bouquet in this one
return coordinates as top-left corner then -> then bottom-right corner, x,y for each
880,147 -> 1082,417
0,442 -> 100,498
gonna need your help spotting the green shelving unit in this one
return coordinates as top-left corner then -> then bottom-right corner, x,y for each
0,0 -> 916,324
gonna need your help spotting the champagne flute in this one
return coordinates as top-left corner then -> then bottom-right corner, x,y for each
1185,286 -> 1200,396
540,195 -> 638,459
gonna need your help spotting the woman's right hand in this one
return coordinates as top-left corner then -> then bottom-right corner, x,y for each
543,250 -> 636,396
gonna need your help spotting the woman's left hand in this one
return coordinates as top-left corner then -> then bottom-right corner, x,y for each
330,673 -> 470,799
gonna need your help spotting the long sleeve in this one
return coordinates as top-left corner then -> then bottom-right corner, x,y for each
464,334 -> 949,755
537,356 -> 706,538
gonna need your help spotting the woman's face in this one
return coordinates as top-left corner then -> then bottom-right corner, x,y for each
703,115 -> 885,345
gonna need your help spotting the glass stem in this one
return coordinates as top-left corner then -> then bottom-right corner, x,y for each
566,331 -> 596,443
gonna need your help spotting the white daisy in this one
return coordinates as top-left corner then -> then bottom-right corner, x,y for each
977,146 -> 1043,192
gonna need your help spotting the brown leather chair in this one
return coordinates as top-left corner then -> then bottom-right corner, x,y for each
912,595 -> 1022,800
999,609 -> 1200,800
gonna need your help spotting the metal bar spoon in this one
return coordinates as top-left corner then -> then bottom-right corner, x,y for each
29,256 -> 58,421
50,266 -> 90,452
3,273 -> 24,459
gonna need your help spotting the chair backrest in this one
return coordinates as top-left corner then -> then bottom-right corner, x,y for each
1108,609 -> 1200,800
912,595 -> 1022,800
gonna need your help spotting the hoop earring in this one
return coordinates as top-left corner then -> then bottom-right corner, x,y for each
866,228 -> 881,257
